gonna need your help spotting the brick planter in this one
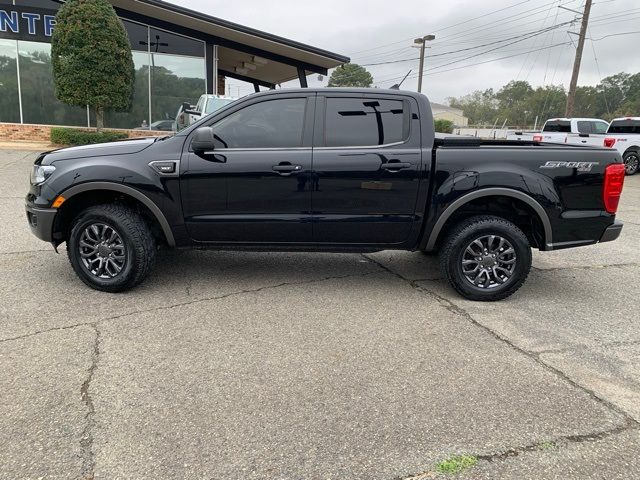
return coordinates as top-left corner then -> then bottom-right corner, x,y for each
0,122 -> 168,143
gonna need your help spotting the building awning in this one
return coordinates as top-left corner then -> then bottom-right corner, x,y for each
109,0 -> 350,86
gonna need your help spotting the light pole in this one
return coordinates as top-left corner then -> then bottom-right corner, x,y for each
415,34 -> 435,93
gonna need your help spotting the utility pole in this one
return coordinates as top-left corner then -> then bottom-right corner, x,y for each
414,34 -> 435,93
565,0 -> 593,117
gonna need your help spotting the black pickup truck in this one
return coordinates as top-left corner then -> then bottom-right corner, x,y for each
26,88 -> 626,301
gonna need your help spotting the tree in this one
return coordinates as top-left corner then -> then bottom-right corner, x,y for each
447,89 -> 498,125
495,81 -> 535,127
52,0 -> 134,131
434,119 -> 454,134
327,63 -> 373,88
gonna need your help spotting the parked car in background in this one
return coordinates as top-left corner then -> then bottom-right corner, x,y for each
26,88 -> 626,301
135,120 -> 174,131
175,94 -> 238,132
567,117 -> 640,175
507,118 -> 609,143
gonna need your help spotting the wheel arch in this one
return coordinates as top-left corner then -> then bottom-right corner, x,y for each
55,182 -> 176,247
423,188 -> 552,251
623,145 -> 640,155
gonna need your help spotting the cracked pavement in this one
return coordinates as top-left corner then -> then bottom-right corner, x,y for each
1,150 -> 640,479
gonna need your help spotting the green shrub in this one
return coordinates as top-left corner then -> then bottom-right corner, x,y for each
434,119 -> 455,134
51,127 -> 129,146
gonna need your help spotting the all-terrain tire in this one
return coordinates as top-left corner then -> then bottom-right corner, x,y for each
67,204 -> 156,292
439,215 -> 532,301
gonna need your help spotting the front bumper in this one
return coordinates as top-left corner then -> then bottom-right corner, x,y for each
600,221 -> 623,243
25,204 -> 57,243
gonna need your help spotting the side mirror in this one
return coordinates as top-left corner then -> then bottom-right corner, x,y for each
192,127 -> 216,152
182,102 -> 201,116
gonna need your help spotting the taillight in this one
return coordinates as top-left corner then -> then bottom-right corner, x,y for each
603,163 -> 625,214
604,138 -> 616,148
533,135 -> 543,142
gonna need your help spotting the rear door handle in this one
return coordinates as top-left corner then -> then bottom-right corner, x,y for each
272,164 -> 303,175
381,162 -> 411,171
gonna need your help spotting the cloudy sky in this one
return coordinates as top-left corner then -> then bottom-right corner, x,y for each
167,0 -> 640,103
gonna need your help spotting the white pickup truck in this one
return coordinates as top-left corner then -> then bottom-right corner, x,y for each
507,118 -> 609,143
566,117 -> 640,175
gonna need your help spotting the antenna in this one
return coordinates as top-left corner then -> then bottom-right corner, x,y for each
389,70 -> 412,90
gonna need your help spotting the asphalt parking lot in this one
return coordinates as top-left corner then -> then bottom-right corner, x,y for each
1,149 -> 640,479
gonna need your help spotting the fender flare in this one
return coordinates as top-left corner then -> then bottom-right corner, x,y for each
60,182 -> 176,247
423,187 -> 552,251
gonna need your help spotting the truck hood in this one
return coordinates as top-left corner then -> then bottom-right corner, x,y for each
42,137 -> 157,164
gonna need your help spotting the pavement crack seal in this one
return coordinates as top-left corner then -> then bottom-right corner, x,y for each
0,249 -> 52,256
80,323 -> 100,480
0,270 -> 381,344
362,254 -> 640,427
398,419 -> 638,480
531,262 -> 640,272
0,322 -> 95,344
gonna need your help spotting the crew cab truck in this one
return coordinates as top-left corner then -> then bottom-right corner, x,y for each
507,118 -> 609,143
26,89 -> 626,301
567,117 -> 640,175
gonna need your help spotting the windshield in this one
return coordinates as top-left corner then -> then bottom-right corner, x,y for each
205,98 -> 237,114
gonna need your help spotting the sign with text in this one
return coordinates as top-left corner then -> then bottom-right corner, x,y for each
0,6 -> 58,43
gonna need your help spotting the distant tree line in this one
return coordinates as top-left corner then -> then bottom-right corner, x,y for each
447,72 -> 640,128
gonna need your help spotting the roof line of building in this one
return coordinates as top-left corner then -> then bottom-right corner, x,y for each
131,0 -> 350,64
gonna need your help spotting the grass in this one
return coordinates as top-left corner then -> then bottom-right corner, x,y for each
436,455 -> 478,475
541,441 -> 558,451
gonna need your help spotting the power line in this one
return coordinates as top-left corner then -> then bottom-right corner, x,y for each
359,20 -> 574,67
590,30 -> 640,40
347,0 -> 578,56
373,41 -> 572,86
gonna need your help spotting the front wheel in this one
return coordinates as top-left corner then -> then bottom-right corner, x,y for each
67,204 -> 156,292
623,151 -> 639,175
439,216 -> 532,301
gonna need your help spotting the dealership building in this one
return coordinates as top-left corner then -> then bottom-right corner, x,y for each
0,0 -> 348,131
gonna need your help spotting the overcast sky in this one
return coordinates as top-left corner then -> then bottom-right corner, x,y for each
167,0 -> 640,103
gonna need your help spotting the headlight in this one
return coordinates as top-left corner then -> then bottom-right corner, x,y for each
30,165 -> 56,186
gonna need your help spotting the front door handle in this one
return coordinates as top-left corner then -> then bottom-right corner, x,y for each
272,163 -> 303,175
381,161 -> 411,172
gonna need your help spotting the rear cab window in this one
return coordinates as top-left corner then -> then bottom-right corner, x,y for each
543,120 -> 571,133
608,120 -> 640,134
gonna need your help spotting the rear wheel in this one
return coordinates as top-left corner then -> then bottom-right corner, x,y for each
67,204 -> 156,292
440,216 -> 532,301
623,151 -> 639,175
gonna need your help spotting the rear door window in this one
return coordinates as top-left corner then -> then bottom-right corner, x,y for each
324,98 -> 409,147
543,120 -> 571,133
608,120 -> 640,134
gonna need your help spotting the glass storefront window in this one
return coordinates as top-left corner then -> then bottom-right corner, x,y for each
0,13 -> 209,130
123,20 -> 149,53
150,53 -> 205,126
104,50 -> 151,130
0,39 -> 20,123
18,40 -> 87,126
149,28 -> 204,57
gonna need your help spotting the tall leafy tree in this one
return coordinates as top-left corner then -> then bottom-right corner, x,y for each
52,0 -> 134,131
328,63 -> 373,88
